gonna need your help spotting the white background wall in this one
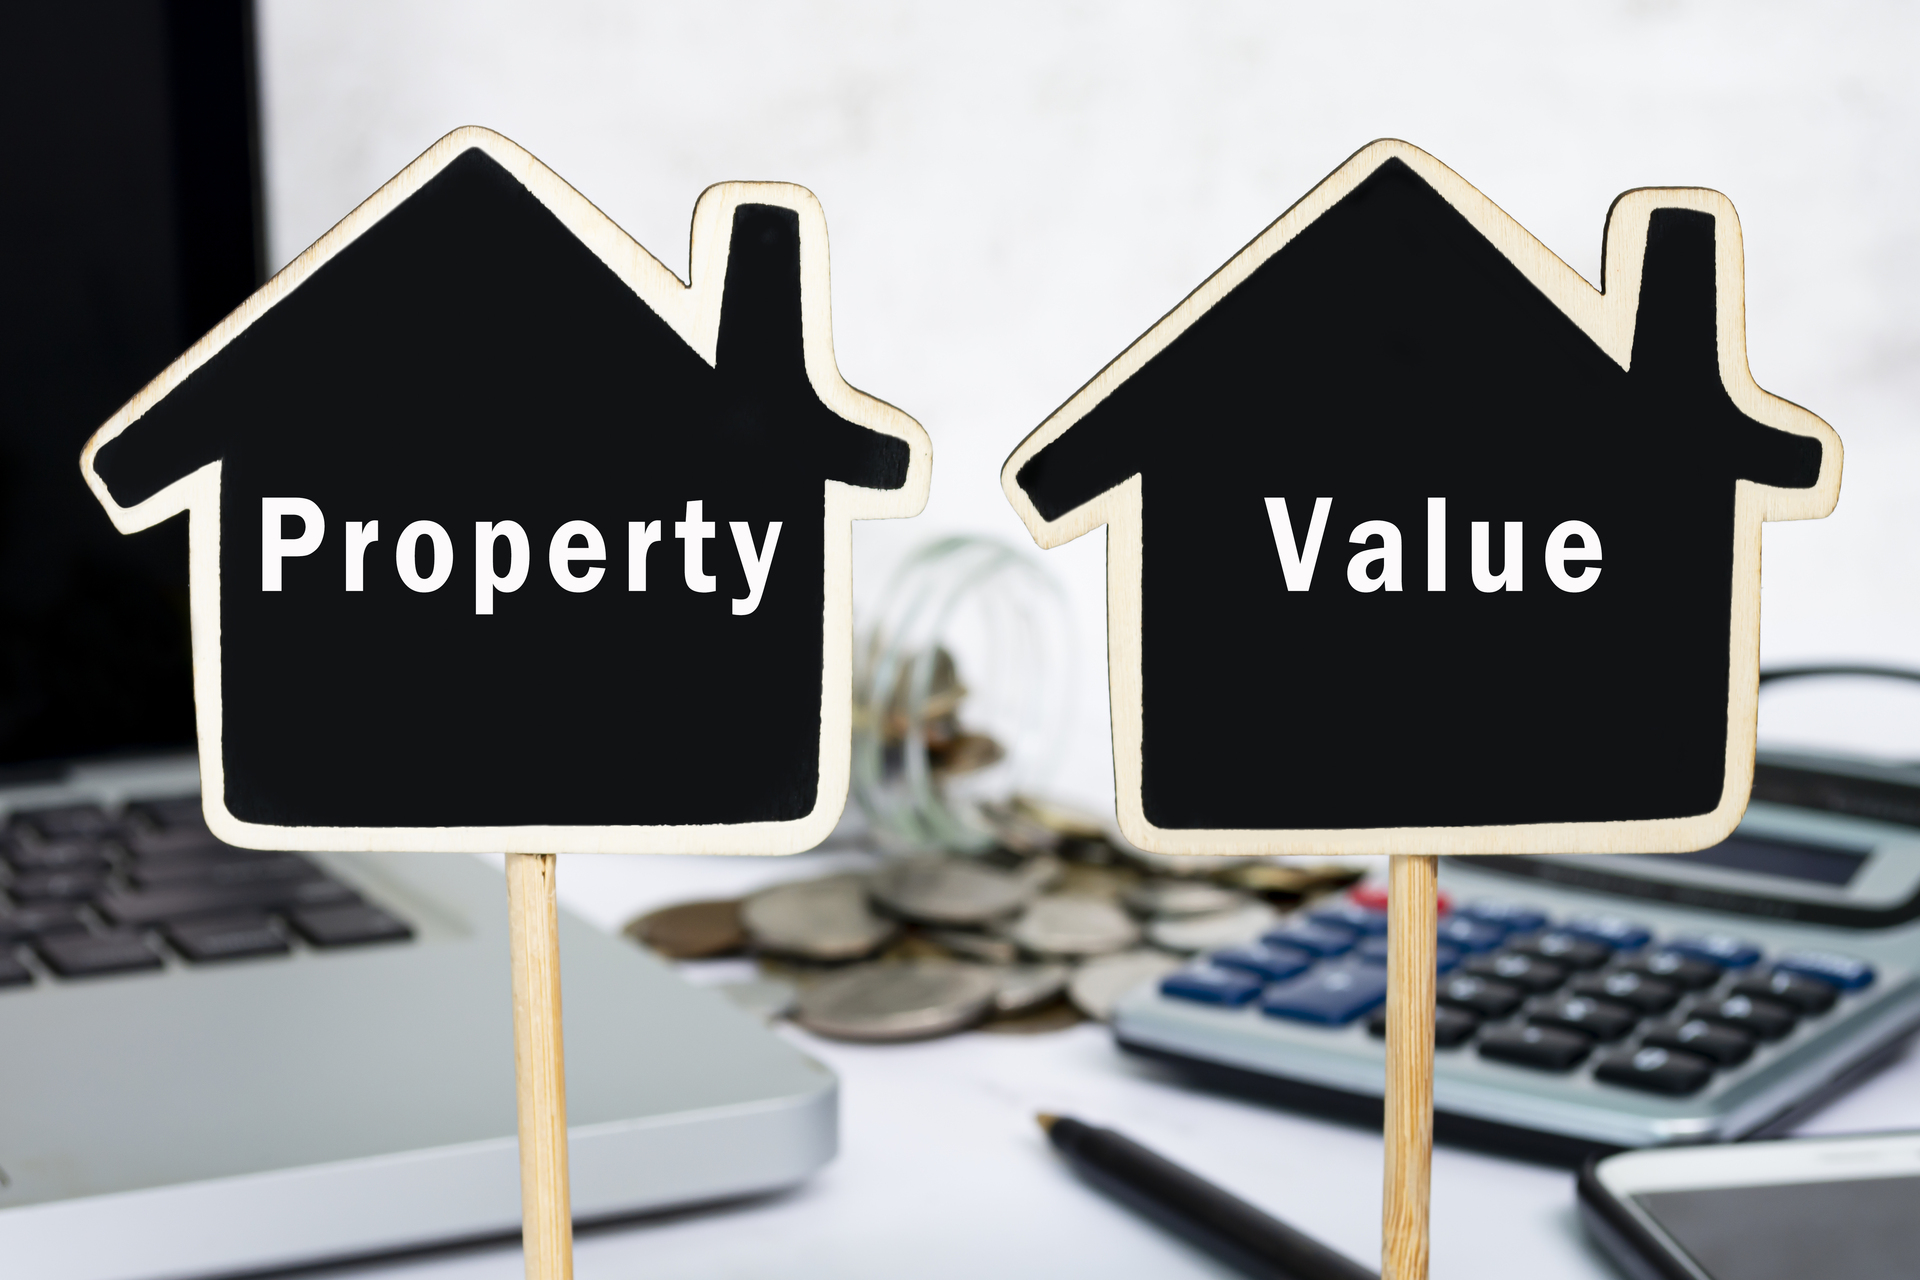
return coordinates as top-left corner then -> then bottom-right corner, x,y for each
258,1 -> 1920,816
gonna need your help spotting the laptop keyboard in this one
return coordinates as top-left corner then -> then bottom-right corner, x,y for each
0,799 -> 413,984
1157,890 -> 1876,1097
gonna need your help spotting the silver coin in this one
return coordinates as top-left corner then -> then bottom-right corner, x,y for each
923,928 -> 1020,965
741,874 -> 898,961
870,856 -> 1037,926
1146,900 -> 1280,953
716,977 -> 797,1022
1122,879 -> 1247,919
795,962 -> 1001,1042
992,962 -> 1071,1015
1068,949 -> 1183,1021
1009,895 -> 1141,957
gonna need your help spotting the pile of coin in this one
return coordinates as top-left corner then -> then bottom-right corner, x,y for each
623,801 -> 1360,1043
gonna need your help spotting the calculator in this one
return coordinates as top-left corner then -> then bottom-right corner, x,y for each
1113,749 -> 1920,1162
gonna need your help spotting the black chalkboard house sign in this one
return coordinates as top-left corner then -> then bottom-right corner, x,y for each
1002,139 -> 1841,857
80,127 -> 931,855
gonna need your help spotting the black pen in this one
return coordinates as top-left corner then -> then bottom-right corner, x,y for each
1038,1114 -> 1376,1280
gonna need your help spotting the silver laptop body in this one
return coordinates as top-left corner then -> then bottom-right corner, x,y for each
0,754 -> 836,1280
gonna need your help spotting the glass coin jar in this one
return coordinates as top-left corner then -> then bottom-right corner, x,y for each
851,536 -> 1075,854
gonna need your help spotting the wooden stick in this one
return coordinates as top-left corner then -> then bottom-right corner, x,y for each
1381,853 -> 1438,1280
506,852 -> 574,1280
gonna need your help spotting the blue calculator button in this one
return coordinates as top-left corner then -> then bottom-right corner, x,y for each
1262,921 -> 1357,957
1161,966 -> 1264,1007
1260,965 -> 1389,1025
1437,918 -> 1506,953
1456,900 -> 1549,934
1209,942 -> 1314,982
1665,933 -> 1762,969
1774,950 -> 1875,991
1308,902 -> 1390,936
1562,915 -> 1653,951
1356,936 -> 1461,973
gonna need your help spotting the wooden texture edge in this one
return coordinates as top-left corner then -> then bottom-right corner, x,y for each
507,852 -> 573,1280
1382,854 -> 1438,1280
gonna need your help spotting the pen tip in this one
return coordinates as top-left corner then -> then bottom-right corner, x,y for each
1035,1112 -> 1059,1132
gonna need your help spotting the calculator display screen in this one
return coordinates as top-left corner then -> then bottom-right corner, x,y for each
1646,833 -> 1869,886
1634,1175 -> 1920,1280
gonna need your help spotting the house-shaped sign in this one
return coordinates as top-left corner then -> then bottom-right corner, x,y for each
1002,140 -> 1841,857
81,127 -> 930,855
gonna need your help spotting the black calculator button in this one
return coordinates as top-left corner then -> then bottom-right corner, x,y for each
1732,970 -> 1838,1016
1569,971 -> 1679,1015
1526,995 -> 1639,1042
1367,1004 -> 1481,1048
0,950 -> 31,987
1463,953 -> 1566,993
1508,932 -> 1611,970
36,931 -> 164,978
1437,975 -> 1523,1018
1694,994 -> 1797,1041
1478,1024 -> 1591,1071
1642,1017 -> 1755,1066
1594,1046 -> 1715,1096
1622,951 -> 1722,991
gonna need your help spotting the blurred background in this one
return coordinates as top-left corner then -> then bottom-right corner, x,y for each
248,0 -> 1920,814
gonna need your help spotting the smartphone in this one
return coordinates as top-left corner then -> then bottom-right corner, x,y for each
1580,1131 -> 1920,1280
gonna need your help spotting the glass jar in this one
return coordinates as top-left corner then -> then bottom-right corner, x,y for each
851,536 -> 1075,854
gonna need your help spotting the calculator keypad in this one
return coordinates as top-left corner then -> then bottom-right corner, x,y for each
1159,892 -> 1877,1098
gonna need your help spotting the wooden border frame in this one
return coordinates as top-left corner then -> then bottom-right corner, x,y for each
1000,138 -> 1841,857
79,126 -> 931,856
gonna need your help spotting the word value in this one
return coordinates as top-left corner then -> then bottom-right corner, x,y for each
261,499 -> 781,616
1267,498 -> 1601,594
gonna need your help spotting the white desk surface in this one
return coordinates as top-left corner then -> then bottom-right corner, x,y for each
321,848 -> 1920,1280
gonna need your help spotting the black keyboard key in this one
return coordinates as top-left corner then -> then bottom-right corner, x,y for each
1694,994 -> 1797,1041
1569,970 -> 1679,1015
37,931 -> 163,977
121,824 -> 224,860
1594,1046 -> 1715,1095
1367,1004 -> 1480,1048
290,903 -> 413,948
1463,952 -> 1566,993
96,876 -> 358,927
1732,969 -> 1838,1015
4,838 -> 110,873
130,853 -> 322,890
1479,1024 -> 1591,1071
0,950 -> 31,987
12,805 -> 114,840
1437,974 -> 1524,1018
0,903 -> 88,941
167,914 -> 291,962
1508,931 -> 1611,970
1622,950 -> 1723,991
1643,1017 -> 1755,1066
125,797 -> 206,829
1527,995 -> 1639,1042
8,868 -> 110,902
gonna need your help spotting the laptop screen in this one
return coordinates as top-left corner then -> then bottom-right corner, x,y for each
0,2 -> 262,771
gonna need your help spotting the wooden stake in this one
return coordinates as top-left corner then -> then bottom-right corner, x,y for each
1381,854 -> 1438,1280
506,852 -> 573,1280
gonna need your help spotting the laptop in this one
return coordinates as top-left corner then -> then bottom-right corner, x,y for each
0,8 -> 835,1278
